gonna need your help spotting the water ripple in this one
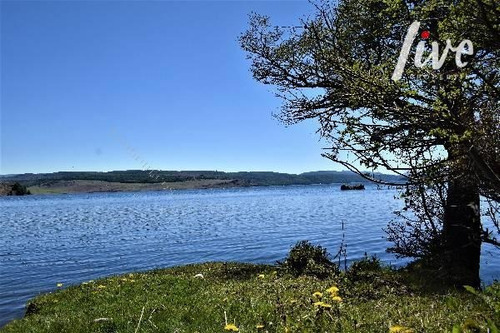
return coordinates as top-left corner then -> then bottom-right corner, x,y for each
0,185 -> 498,327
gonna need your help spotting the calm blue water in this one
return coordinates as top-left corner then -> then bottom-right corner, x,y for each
1,184 -> 498,327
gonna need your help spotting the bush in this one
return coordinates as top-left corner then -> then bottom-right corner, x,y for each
349,255 -> 382,272
9,182 -> 31,196
277,240 -> 339,279
346,255 -> 383,282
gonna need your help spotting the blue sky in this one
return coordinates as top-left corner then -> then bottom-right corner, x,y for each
1,0 -> 340,175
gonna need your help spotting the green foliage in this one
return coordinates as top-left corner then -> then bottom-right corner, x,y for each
447,284 -> 500,332
8,182 -> 30,196
346,255 -> 382,280
464,282 -> 500,331
277,241 -> 339,279
240,0 -> 500,286
342,256 -> 412,302
2,262 -> 498,332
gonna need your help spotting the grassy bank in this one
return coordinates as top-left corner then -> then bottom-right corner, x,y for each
2,262 -> 498,332
26,179 -> 242,195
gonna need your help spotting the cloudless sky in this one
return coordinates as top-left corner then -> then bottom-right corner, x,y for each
1,0 -> 342,175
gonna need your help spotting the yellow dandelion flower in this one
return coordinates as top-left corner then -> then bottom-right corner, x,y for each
313,291 -> 323,298
224,323 -> 239,331
313,301 -> 325,307
319,303 -> 332,309
56,283 -> 63,288
331,296 -> 342,302
257,274 -> 265,279
326,286 -> 339,294
389,325 -> 413,333
256,324 -> 265,329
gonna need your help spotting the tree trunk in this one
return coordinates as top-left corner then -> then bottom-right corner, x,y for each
442,176 -> 481,288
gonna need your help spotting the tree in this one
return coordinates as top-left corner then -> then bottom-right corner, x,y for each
9,182 -> 31,196
240,0 -> 499,287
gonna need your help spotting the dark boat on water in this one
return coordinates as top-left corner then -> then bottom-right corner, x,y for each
340,184 -> 365,190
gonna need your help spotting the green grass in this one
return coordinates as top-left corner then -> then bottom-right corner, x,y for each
2,262 -> 499,332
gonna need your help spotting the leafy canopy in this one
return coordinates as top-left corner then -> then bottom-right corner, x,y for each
240,0 -> 499,201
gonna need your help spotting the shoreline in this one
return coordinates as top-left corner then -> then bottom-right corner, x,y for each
0,170 -> 405,197
1,179 -> 249,196
0,179 -> 383,197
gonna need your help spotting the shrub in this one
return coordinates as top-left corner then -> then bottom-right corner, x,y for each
9,182 -> 31,196
345,255 -> 409,300
277,240 -> 339,279
348,255 -> 382,274
346,255 -> 384,282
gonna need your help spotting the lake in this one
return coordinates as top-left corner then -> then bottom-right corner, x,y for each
1,184 -> 498,327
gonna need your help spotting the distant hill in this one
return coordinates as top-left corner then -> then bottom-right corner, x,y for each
0,170 -> 405,187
